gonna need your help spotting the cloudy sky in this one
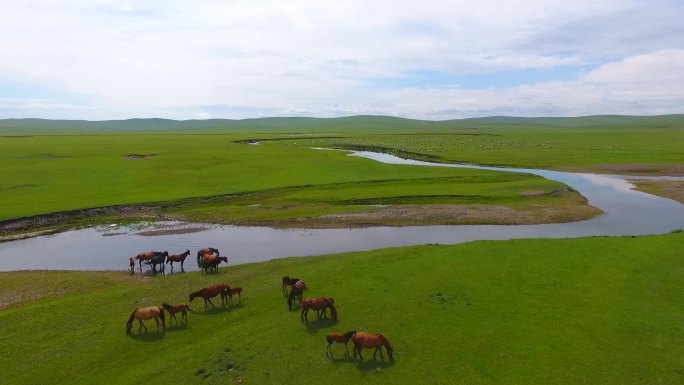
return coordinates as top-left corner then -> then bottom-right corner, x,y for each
1,0 -> 683,120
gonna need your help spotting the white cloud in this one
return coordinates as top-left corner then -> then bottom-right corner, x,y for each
0,1 -> 682,119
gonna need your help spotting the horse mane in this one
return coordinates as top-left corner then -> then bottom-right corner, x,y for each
162,303 -> 171,310
343,330 -> 357,339
127,308 -> 139,324
189,288 -> 204,300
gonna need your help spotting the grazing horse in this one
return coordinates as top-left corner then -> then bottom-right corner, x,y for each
287,280 -> 307,310
225,286 -> 243,303
351,332 -> 394,361
189,284 -> 228,309
326,330 -> 357,356
125,306 -> 165,335
166,250 -> 190,272
200,255 -> 228,274
301,297 -> 336,322
197,247 -> 219,263
282,276 -> 301,296
162,303 -> 189,325
135,251 -> 168,272
145,253 -> 166,275
128,258 -> 135,273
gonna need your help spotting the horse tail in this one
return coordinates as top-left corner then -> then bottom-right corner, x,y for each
158,307 -> 166,328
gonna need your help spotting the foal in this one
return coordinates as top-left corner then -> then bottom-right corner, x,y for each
125,306 -> 165,335
162,303 -> 189,325
189,284 -> 228,309
326,330 -> 357,356
225,286 -> 243,304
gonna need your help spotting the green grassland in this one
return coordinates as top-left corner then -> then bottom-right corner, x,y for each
1,115 -> 682,231
1,232 -> 682,384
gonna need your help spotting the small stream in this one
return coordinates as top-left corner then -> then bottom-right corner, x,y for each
1,150 -> 683,271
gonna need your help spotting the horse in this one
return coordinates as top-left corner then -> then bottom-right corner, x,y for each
287,280 -> 307,310
326,330 -> 357,356
200,255 -> 228,274
189,284 -> 228,309
197,247 -> 219,263
301,297 -> 336,322
128,258 -> 135,273
135,251 -> 168,272
166,250 -> 190,272
125,306 -> 165,335
225,286 -> 243,303
282,276 -> 301,296
162,303 -> 189,325
351,332 -> 394,361
144,253 -> 166,275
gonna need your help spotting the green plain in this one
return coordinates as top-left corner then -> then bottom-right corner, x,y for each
1,232 -> 683,384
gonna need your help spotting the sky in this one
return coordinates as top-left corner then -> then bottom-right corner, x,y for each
1,0 -> 683,120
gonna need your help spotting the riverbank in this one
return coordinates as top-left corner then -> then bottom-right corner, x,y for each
2,232 -> 682,384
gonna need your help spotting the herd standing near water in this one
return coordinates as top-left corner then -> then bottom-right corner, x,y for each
125,246 -> 394,363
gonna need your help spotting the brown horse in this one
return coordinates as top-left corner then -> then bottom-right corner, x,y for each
135,251 -> 168,272
201,255 -> 228,274
225,286 -> 243,303
162,303 -> 189,325
301,297 -> 336,322
189,284 -> 228,309
197,247 -> 219,263
287,280 -> 307,310
326,330 -> 357,356
166,250 -> 190,272
351,332 -> 394,361
125,306 -> 166,335
282,276 -> 301,296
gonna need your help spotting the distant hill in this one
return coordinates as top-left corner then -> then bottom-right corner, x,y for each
0,114 -> 682,134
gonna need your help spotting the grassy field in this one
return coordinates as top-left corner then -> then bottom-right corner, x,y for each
1,232 -> 683,384
1,115 -> 682,232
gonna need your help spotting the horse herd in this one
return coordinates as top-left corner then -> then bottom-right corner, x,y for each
129,247 -> 228,275
125,247 -> 394,362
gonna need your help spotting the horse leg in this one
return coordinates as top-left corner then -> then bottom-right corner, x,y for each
344,342 -> 349,357
180,261 -> 184,272
207,297 -> 215,309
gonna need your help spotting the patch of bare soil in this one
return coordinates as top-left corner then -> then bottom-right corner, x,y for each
136,227 -> 208,236
631,180 -> 684,204
266,201 -> 602,228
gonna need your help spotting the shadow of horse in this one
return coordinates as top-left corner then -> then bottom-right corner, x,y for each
326,354 -> 396,371
128,331 -> 165,342
304,318 -> 338,333
190,306 -> 231,316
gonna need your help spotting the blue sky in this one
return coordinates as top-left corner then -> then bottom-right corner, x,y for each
0,0 -> 683,120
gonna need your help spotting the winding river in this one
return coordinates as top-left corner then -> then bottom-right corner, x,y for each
1,150 -> 683,271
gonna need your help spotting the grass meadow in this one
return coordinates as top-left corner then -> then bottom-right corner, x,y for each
1,232 -> 683,384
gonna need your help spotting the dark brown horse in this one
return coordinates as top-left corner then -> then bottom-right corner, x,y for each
326,330 -> 356,356
287,280 -> 307,310
224,286 -> 243,303
282,276 -> 301,296
128,258 -> 135,273
189,284 -> 228,309
301,297 -> 336,322
162,303 -> 189,325
166,250 -> 190,272
125,306 -> 165,335
196,247 -> 219,263
145,253 -> 166,275
351,332 -> 394,361
135,251 -> 168,272
201,255 -> 228,274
